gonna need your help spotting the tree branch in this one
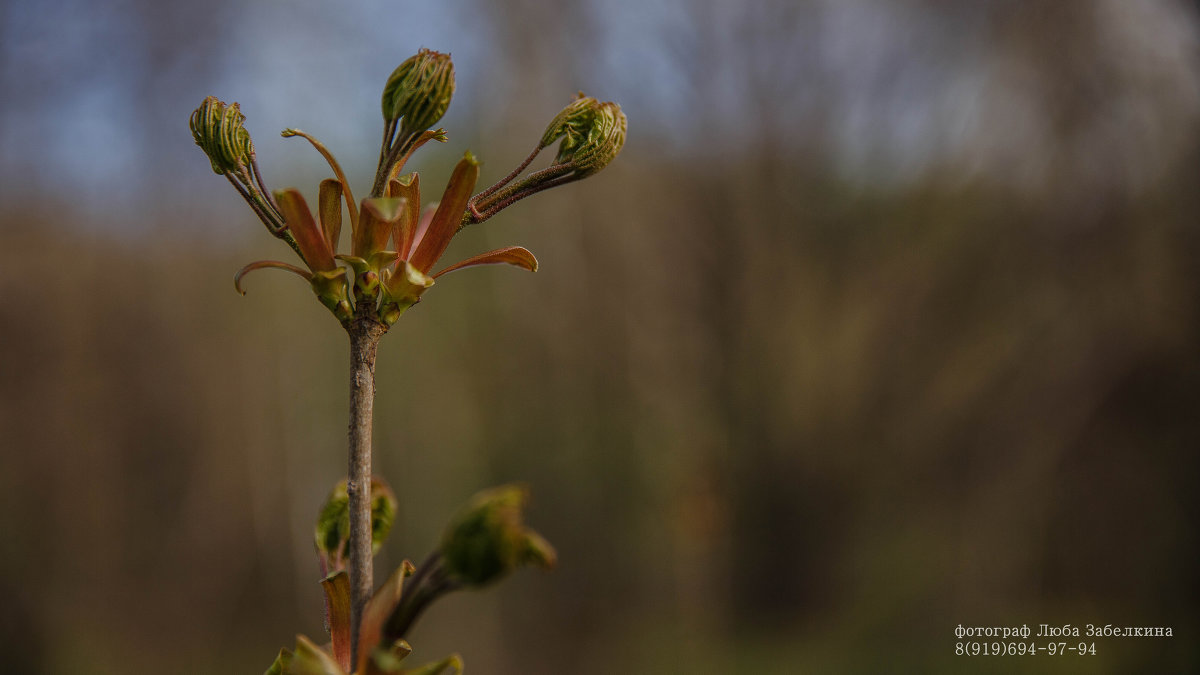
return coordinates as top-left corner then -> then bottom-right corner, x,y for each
346,301 -> 388,666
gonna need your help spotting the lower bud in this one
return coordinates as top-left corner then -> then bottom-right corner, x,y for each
440,484 -> 557,588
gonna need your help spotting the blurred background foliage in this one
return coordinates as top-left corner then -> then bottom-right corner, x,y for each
1,0 -> 1198,673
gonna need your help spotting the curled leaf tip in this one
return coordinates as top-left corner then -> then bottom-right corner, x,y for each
279,129 -> 358,229
233,260 -> 313,295
432,246 -> 539,278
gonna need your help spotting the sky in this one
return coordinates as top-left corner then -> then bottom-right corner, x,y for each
1,0 -> 1197,234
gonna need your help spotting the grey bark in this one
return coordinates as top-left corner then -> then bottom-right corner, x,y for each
346,302 -> 387,665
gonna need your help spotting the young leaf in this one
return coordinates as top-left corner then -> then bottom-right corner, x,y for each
320,572 -> 353,673
357,197 -> 406,258
357,561 -> 416,675
291,635 -> 346,675
409,153 -> 479,273
389,174 -> 421,259
318,179 -> 344,253
275,189 -> 337,272
263,648 -> 295,675
432,246 -> 539,278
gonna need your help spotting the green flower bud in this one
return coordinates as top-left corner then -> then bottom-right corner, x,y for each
565,100 -> 626,176
440,484 -> 556,588
381,49 -> 455,133
538,95 -> 626,175
314,477 -> 398,571
539,93 -> 601,152
189,96 -> 254,174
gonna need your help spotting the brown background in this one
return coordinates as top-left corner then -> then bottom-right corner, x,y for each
1,1 -> 1197,673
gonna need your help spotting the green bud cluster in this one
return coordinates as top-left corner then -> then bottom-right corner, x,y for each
539,94 -> 599,151
381,48 -> 455,133
189,96 -> 254,175
315,478 -> 398,572
462,95 -> 627,225
539,95 -> 627,175
440,485 -> 556,587
565,100 -> 626,176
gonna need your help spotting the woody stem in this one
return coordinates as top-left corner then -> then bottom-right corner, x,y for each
346,301 -> 388,666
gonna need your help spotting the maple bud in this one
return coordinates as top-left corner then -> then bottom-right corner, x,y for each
382,49 -> 455,134
440,485 -> 556,588
189,96 -> 254,174
315,478 -> 398,572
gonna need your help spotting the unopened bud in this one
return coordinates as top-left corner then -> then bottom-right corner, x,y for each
539,94 -> 601,152
440,484 -> 556,588
539,95 -> 626,176
381,49 -> 455,133
310,269 -> 353,322
565,101 -> 626,176
314,477 -> 398,571
189,96 -> 254,174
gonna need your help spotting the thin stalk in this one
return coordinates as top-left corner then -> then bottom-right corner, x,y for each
469,144 -> 543,205
463,171 -> 581,227
371,129 -> 420,197
472,163 -> 574,212
225,172 -> 279,229
346,301 -> 388,666
376,119 -> 398,178
384,552 -> 461,639
250,155 -> 281,214
224,173 -> 305,260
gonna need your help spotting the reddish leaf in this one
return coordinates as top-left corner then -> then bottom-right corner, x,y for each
356,561 -> 415,675
432,246 -> 538,278
408,204 -> 438,259
356,197 -> 405,259
389,174 -> 421,259
409,152 -> 479,273
318,179 -> 343,254
275,188 -> 337,272
320,571 -> 353,673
